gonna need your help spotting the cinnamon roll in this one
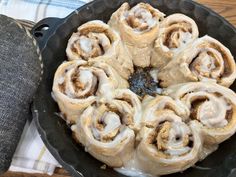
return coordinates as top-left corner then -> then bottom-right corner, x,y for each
108,3 -> 165,67
52,60 -> 128,124
71,100 -> 137,167
137,96 -> 202,175
151,13 -> 199,69
66,20 -> 133,79
158,35 -> 236,87
164,82 -> 236,144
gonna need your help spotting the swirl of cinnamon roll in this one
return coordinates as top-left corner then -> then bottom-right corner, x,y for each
158,35 -> 236,87
66,20 -> 133,79
137,96 -> 202,175
71,99 -> 139,167
141,95 -> 189,125
109,89 -> 142,131
52,60 -> 128,124
151,13 -> 199,69
164,82 -> 236,144
108,2 -> 165,67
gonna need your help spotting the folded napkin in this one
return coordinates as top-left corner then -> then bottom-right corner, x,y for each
0,0 -> 91,175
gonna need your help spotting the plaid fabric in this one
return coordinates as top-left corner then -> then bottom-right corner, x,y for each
24,0 -> 87,9
0,0 -> 90,22
9,120 -> 60,175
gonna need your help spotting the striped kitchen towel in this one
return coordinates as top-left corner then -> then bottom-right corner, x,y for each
0,0 -> 92,175
0,0 -> 92,22
9,120 -> 60,175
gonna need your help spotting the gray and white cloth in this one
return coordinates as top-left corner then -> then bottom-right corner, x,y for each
0,0 -> 91,175
0,15 -> 42,174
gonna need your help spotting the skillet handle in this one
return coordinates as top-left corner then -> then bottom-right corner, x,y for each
31,17 -> 62,50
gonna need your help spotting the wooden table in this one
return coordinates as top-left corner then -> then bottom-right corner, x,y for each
2,0 -> 236,177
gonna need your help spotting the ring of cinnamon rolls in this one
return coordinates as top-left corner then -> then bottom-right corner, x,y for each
52,2 -> 236,176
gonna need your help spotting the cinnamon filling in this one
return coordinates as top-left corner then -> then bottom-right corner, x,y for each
189,95 -> 232,127
126,6 -> 156,31
93,107 -> 122,142
105,103 -> 133,126
163,22 -> 192,49
72,31 -> 112,60
57,67 -> 99,99
148,121 -> 193,158
208,42 -> 232,77
190,97 -> 209,120
59,82 -> 66,94
189,50 -> 221,79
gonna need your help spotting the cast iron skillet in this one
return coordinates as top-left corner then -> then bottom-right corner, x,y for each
31,0 -> 236,177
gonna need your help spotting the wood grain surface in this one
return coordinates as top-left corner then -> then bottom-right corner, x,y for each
197,0 -> 236,26
1,0 -> 236,177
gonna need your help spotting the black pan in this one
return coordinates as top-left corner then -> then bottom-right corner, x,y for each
31,0 -> 236,177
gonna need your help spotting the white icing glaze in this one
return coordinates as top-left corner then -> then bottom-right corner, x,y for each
51,91 -> 57,102
156,88 -> 163,95
126,5 -> 157,32
115,154 -> 156,177
165,122 -> 191,156
165,146 -> 191,156
171,32 -> 192,52
79,69 -> 93,85
149,69 -> 159,83
79,36 -> 93,53
95,112 -> 121,140
179,32 -> 192,46
199,54 -> 216,73
200,77 -> 217,84
57,76 -> 65,84
115,167 -> 155,177
198,96 -> 231,128
99,83 -> 113,99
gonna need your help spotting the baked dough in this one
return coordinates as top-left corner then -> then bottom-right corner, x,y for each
108,2 -> 165,67
151,13 -> 199,69
158,35 -> 236,87
66,20 -> 133,79
52,60 -> 128,124
164,82 -> 236,145
137,96 -> 202,175
71,101 -> 136,167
